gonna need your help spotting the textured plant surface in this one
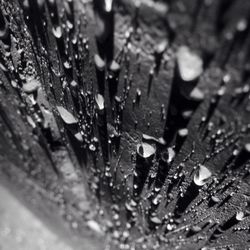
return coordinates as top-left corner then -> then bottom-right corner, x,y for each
0,0 -> 250,249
